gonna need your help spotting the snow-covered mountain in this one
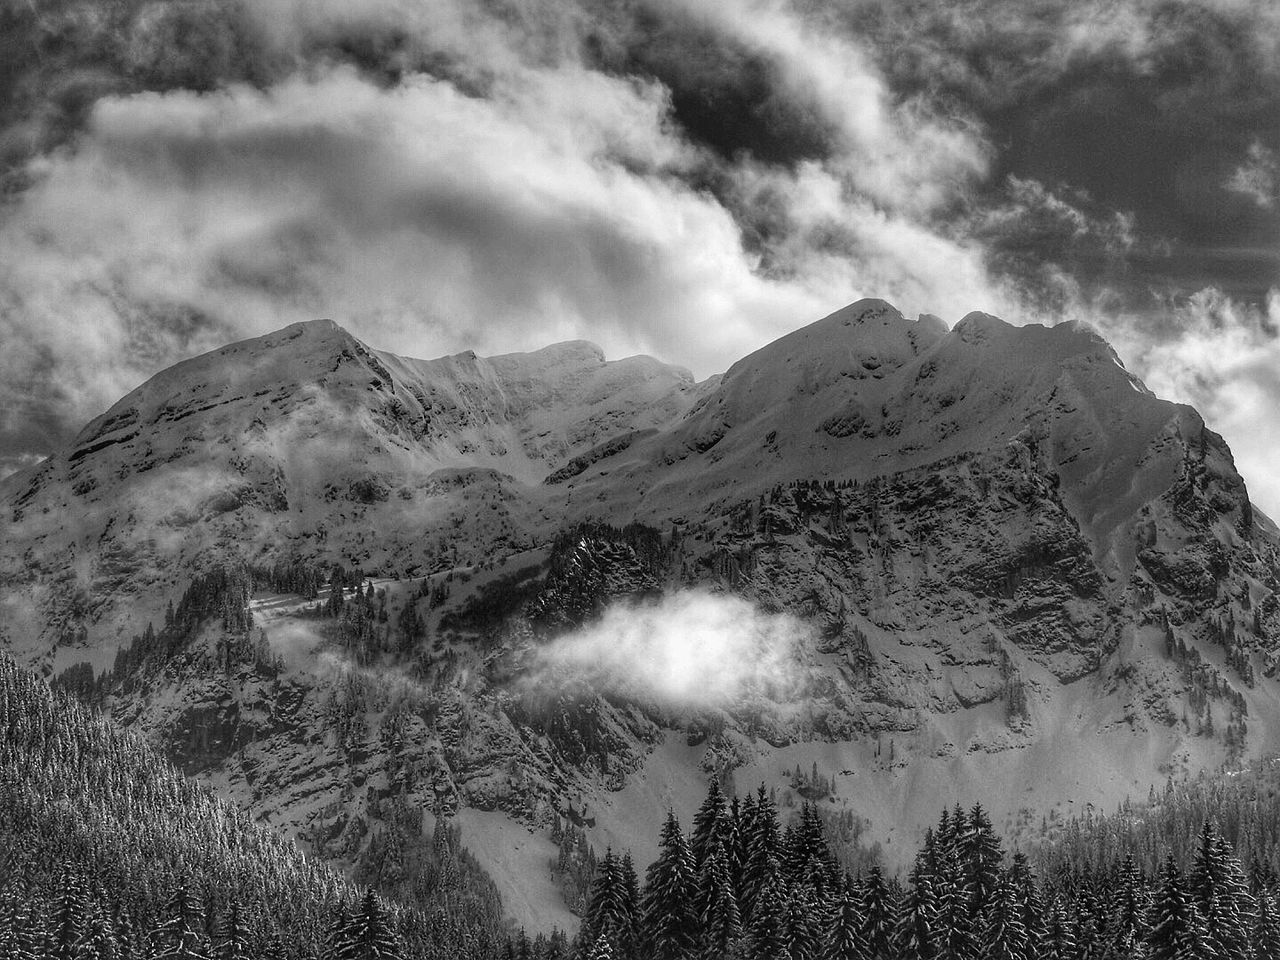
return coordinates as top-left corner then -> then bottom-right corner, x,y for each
3,299 -> 1278,930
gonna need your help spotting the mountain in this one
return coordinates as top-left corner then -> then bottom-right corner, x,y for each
2,298 -> 1278,932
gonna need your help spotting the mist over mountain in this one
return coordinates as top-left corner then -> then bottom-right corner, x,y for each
2,297 -> 1278,945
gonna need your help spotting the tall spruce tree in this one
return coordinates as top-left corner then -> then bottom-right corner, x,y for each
583,850 -> 626,959
980,871 -> 1028,960
641,812 -> 697,960
962,804 -> 1003,922
153,882 -> 209,960
859,865 -> 897,960
1111,853 -> 1151,958
1148,855 -> 1207,960
339,889 -> 403,960
1189,821 -> 1254,959
695,842 -> 742,959
691,781 -> 728,871
745,860 -> 791,960
1256,890 -> 1280,960
822,887 -> 869,960
893,860 -> 940,960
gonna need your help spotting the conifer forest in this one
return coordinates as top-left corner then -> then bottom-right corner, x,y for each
11,635 -> 1280,960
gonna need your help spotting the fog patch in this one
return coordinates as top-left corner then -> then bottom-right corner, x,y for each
528,590 -> 810,707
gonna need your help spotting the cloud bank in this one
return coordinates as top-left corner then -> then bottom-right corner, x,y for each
1,0 -> 1279,514
527,590 -> 810,707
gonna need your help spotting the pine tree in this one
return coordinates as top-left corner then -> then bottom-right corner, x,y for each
76,902 -> 118,960
1042,895 -> 1076,960
740,788 -> 781,924
893,861 -> 940,960
962,804 -> 1002,921
859,865 -> 896,960
1256,889 -> 1280,960
745,861 -> 791,960
619,852 -> 641,960
641,812 -> 697,960
344,889 -> 403,960
153,882 -> 210,960
587,934 -> 615,960
696,842 -> 742,959
691,780 -> 728,870
822,888 -> 869,960
785,803 -> 834,897
1188,821 -> 1254,959
45,872 -> 87,960
583,850 -> 627,960
1148,855 -> 1207,960
783,887 -> 822,960
980,871 -> 1028,960
215,898 -> 250,960
934,844 -> 977,960
1111,853 -> 1151,958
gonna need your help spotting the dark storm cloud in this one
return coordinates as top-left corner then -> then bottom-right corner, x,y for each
829,0 -> 1280,307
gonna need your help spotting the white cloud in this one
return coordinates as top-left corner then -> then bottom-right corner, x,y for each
1130,288 -> 1280,519
0,0 -> 1017,447
527,590 -> 810,706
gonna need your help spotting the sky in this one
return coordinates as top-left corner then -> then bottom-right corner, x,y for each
1,0 -> 1278,512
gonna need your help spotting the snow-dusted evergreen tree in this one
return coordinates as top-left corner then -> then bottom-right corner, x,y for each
1148,855 -> 1206,960
745,860 -> 791,960
1042,895 -> 1076,960
1256,889 -> 1280,960
740,788 -> 782,924
858,865 -> 897,960
337,889 -> 403,960
641,812 -> 697,960
618,852 -> 641,960
980,871 -> 1028,960
893,860 -> 940,960
822,886 -> 869,960
152,882 -> 210,960
691,780 -> 728,871
962,804 -> 1002,922
783,886 -> 823,960
582,849 -> 627,959
933,842 -> 977,960
695,841 -> 742,959
45,871 -> 87,960
586,933 -> 615,960
1110,853 -> 1151,958
1188,821 -> 1253,959
215,898 -> 250,960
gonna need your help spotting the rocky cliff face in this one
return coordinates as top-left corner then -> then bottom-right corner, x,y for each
2,299 -> 1279,930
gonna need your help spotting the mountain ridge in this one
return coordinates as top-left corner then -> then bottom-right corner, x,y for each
2,297 -> 1279,933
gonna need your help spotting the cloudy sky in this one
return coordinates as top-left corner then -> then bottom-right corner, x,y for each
2,0 -> 1278,511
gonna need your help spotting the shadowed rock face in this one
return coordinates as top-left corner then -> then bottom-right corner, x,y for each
2,299 -> 1279,929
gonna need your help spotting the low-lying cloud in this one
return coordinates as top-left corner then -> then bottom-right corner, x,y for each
528,590 -> 811,707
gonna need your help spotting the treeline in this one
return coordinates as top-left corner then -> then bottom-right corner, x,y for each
55,562 -> 391,700
53,567 -> 267,702
1037,759 -> 1280,884
0,654 -> 508,959
542,778 -> 1280,960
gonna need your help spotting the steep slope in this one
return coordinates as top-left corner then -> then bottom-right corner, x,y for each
0,653 -> 507,959
3,298 -> 1280,932
0,319 -> 698,665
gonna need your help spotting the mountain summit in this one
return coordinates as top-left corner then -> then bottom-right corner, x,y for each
2,299 -> 1277,929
